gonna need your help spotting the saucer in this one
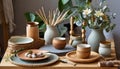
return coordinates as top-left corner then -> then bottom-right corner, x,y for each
66,51 -> 100,63
17,49 -> 49,61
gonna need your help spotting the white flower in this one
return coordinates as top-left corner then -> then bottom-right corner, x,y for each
83,8 -> 92,16
94,10 -> 104,17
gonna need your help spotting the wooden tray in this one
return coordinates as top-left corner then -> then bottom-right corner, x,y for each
17,49 -> 49,61
66,51 -> 100,63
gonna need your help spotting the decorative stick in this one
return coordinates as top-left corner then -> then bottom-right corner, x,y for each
69,16 -> 74,45
41,7 -> 48,24
69,16 -> 74,36
81,21 -> 86,43
36,7 -> 68,26
54,10 -> 69,26
36,9 -> 48,25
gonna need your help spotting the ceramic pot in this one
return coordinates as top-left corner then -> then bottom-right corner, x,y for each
26,22 -> 39,40
87,29 -> 105,52
76,44 -> 91,59
44,25 -> 59,45
52,37 -> 66,49
99,41 -> 111,57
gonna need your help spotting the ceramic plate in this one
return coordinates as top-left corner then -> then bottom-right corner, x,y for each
17,49 -> 49,61
9,53 -> 59,67
8,36 -> 34,44
66,51 -> 100,63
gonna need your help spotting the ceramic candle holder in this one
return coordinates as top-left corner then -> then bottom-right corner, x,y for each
52,37 -> 66,50
76,44 -> 91,59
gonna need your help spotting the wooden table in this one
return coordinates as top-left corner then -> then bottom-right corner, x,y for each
0,40 -> 117,69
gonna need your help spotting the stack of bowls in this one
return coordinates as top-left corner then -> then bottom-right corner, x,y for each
8,36 -> 34,53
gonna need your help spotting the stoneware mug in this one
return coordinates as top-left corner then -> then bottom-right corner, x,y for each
76,44 -> 91,59
99,41 -> 111,57
52,37 -> 66,49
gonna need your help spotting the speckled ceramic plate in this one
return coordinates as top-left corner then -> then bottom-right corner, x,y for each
9,53 -> 59,67
17,49 -> 49,61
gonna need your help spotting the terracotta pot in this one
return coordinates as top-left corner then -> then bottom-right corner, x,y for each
26,22 -> 39,40
52,37 -> 66,50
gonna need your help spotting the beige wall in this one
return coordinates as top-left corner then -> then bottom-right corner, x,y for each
13,0 -> 58,35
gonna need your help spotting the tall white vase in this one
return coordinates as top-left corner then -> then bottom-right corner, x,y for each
87,29 -> 105,52
44,25 -> 59,45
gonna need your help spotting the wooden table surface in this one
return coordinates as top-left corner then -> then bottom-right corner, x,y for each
0,40 -> 117,69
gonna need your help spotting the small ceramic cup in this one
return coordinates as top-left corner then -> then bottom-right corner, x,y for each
99,41 -> 111,57
76,44 -> 91,59
52,37 -> 66,49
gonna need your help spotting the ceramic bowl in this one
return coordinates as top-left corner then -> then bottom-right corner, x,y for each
8,36 -> 34,52
52,37 -> 66,50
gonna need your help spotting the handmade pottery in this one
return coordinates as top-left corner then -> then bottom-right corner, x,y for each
52,37 -> 66,50
87,29 -> 105,52
44,25 -> 59,45
76,44 -> 91,59
99,41 -> 111,57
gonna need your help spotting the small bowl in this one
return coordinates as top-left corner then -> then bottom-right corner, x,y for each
52,37 -> 66,50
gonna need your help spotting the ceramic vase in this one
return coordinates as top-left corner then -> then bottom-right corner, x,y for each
44,25 -> 59,45
87,29 -> 105,52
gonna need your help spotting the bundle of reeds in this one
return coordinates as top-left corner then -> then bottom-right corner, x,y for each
36,7 -> 69,26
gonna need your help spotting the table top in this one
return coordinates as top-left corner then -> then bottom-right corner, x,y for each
0,40 -> 117,69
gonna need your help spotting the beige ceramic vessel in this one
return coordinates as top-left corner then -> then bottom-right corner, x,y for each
76,44 -> 91,59
52,37 -> 66,50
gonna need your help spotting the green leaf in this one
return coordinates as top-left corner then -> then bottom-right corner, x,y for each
62,0 -> 69,4
24,12 -> 35,22
39,23 -> 46,32
56,24 -> 67,36
58,0 -> 72,12
74,0 -> 90,8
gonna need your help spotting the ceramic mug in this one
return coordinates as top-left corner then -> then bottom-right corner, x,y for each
99,41 -> 111,57
52,37 -> 66,49
76,44 -> 91,59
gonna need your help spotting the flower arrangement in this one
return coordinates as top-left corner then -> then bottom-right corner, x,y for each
76,0 -> 116,32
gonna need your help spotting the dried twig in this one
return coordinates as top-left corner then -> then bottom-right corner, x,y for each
36,7 -> 69,26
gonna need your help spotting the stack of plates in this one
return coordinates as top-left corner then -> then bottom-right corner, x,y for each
8,36 -> 34,52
